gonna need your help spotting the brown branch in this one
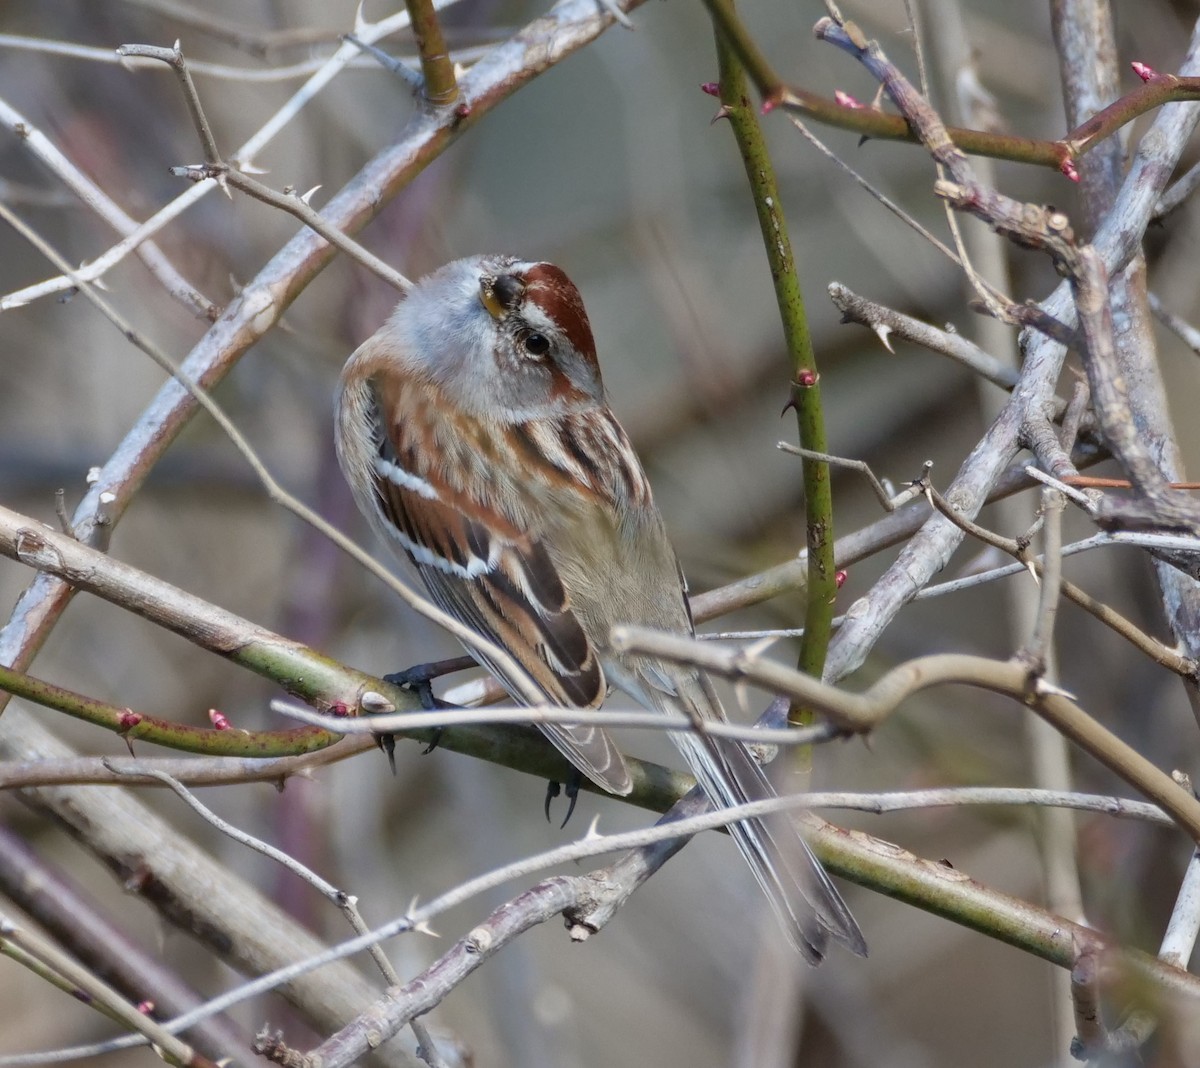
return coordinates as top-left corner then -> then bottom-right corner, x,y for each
821,13 -> 1200,683
609,628 -> 1200,844
0,828 -> 248,1061
0,500 -> 689,809
0,915 -> 216,1068
0,740 -> 373,790
116,42 -> 412,293
922,484 -> 1197,679
298,792 -> 1200,1068
699,0 -> 1200,172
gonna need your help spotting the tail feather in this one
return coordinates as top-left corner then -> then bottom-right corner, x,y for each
671,729 -> 867,963
606,656 -> 865,961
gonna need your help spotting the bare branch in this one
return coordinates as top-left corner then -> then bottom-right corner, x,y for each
609,627 -> 1200,843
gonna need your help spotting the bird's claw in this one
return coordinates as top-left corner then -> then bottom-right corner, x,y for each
544,771 -> 582,828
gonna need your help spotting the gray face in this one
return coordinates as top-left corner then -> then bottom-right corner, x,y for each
383,254 -> 607,422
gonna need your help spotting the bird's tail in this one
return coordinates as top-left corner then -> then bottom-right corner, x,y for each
669,703 -> 867,964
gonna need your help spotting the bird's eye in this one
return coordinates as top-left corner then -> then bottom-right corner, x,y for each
522,332 -> 550,357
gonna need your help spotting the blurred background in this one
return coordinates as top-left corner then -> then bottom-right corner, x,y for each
2,0 -> 1200,1065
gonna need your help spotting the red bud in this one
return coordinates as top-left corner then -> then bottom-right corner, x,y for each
1059,157 -> 1080,183
700,81 -> 720,97
1131,61 -> 1157,82
208,709 -> 231,731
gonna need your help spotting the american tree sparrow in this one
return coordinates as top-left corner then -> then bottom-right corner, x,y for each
335,254 -> 866,962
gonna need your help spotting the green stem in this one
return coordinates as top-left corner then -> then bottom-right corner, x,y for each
404,0 -> 458,106
714,23 -> 836,716
0,660 -> 338,758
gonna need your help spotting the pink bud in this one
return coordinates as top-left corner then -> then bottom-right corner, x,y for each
117,710 -> 143,731
137,1001 -> 155,1015
1131,61 -> 1157,82
834,90 -> 865,110
329,700 -> 351,718
1059,157 -> 1080,183
796,369 -> 817,388
454,101 -> 472,119
700,81 -> 720,97
835,570 -> 848,588
209,709 -> 231,731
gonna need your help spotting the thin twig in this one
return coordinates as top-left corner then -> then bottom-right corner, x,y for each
0,915 -> 210,1068
0,94 -> 215,317
778,443 -> 928,512
906,0 -> 1011,322
0,828 -> 248,1059
609,627 -> 1200,843
116,44 -> 222,162
701,0 -> 1200,170
116,0 -> 340,56
1161,843 -> 1200,969
827,282 -> 1028,394
107,764 -> 408,1006
272,697 -> 835,747
1150,291 -> 1200,357
116,42 -> 412,293
1155,159 -> 1200,218
787,117 -> 966,270
182,162 -> 412,292
1,5 -> 458,311
920,483 -> 1197,678
0,741 -> 372,790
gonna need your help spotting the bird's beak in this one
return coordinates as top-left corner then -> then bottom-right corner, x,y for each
479,272 -> 526,320
479,276 -> 506,321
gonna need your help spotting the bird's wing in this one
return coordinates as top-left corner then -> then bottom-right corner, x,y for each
365,392 -> 632,796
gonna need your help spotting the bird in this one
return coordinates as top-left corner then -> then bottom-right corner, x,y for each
334,254 -> 866,962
